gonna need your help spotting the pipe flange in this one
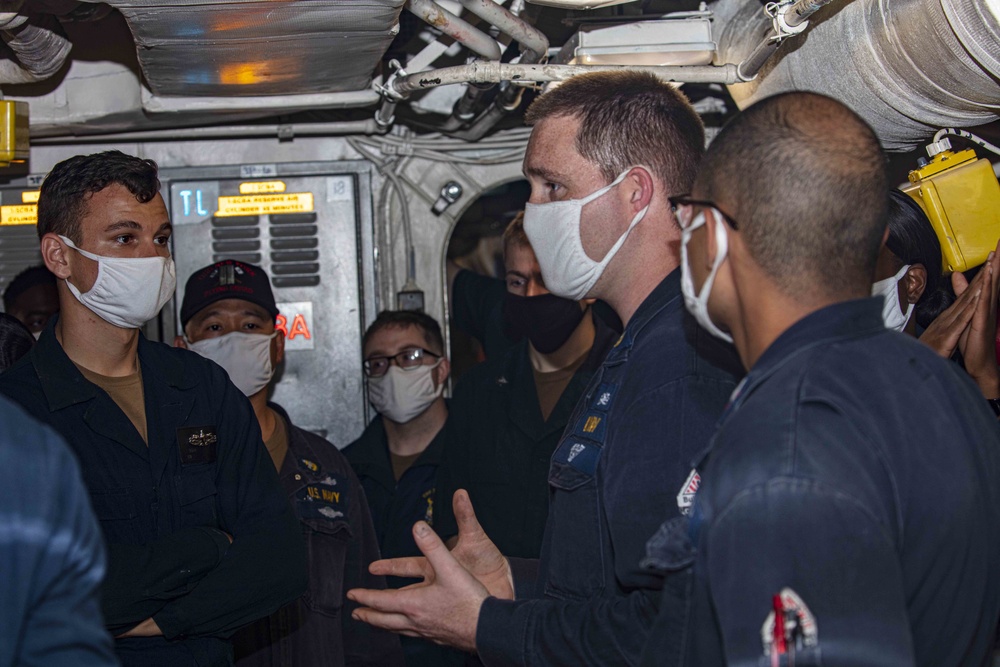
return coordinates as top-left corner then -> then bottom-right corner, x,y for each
764,1 -> 809,43
377,59 -> 410,102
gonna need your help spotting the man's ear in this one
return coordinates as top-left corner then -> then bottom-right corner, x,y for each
174,335 -> 187,349
434,357 -> 451,386
625,167 -> 654,215
40,233 -> 71,279
273,329 -> 285,366
904,263 -> 928,305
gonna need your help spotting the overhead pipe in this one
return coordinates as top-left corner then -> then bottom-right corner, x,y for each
31,119 -> 387,143
0,13 -> 72,83
404,0 -> 502,61
457,0 -> 548,61
735,0 -> 835,81
388,61 -> 741,96
442,0 -> 549,137
143,88 -> 381,114
377,0 -> 504,129
388,0 -> 549,133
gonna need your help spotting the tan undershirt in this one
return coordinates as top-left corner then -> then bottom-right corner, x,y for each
75,363 -> 148,445
390,451 -> 422,482
533,350 -> 588,422
263,411 -> 289,471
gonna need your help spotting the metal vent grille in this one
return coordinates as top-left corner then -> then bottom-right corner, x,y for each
269,212 -> 320,288
211,214 -> 262,265
0,224 -> 43,303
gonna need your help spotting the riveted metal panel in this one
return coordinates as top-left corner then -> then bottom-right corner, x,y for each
163,160 -> 377,445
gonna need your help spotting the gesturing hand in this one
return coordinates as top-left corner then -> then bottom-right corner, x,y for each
347,490 -> 513,652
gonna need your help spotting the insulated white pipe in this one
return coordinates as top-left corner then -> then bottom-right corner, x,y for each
457,0 -> 548,59
390,61 -> 740,95
142,89 -> 381,114
405,0 -> 502,61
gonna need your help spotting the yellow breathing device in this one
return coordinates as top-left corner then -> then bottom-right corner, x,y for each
901,133 -> 1000,274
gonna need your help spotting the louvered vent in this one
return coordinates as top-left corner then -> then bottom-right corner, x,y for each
0,224 -> 43,299
269,212 -> 320,288
211,214 -> 262,265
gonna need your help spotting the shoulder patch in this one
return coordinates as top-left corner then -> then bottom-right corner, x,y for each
591,383 -> 617,412
553,438 -> 602,476
676,468 -> 700,516
761,587 -> 819,659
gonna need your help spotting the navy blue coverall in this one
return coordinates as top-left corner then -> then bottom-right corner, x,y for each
475,271 -> 741,666
232,403 -> 404,667
643,298 -> 1000,667
0,318 -> 307,666
344,413 -> 465,667
0,395 -> 117,667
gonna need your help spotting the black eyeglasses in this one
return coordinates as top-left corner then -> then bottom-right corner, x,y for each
668,194 -> 740,231
363,347 -> 441,377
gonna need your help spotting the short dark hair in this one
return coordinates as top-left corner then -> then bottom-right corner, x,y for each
697,92 -> 888,300
3,265 -> 55,311
524,71 -> 704,193
887,190 -> 952,328
37,150 -> 161,243
0,313 -> 33,371
502,211 -> 529,262
362,310 -> 445,356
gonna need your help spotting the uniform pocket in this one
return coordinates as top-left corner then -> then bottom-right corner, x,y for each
300,517 -> 350,616
543,454 -> 606,600
89,488 -> 141,542
549,437 -> 604,491
175,466 -> 219,527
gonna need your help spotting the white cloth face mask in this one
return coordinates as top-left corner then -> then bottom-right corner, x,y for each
60,235 -> 176,330
872,264 -> 913,332
523,168 -> 650,301
187,331 -> 277,397
367,360 -> 444,424
681,210 -> 733,343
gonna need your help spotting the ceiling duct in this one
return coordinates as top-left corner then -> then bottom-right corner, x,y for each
712,0 -> 1000,151
0,3 -> 74,85
77,0 -> 406,97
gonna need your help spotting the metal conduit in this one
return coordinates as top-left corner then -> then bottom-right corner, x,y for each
389,61 -> 741,96
404,0 -> 502,61
30,119 -> 386,143
457,0 -> 548,60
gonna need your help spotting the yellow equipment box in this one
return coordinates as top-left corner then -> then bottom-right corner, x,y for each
0,100 -> 28,167
902,147 -> 1000,273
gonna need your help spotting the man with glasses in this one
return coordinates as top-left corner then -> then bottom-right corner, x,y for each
645,91 -> 1000,666
344,310 -> 464,667
177,260 -> 403,667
